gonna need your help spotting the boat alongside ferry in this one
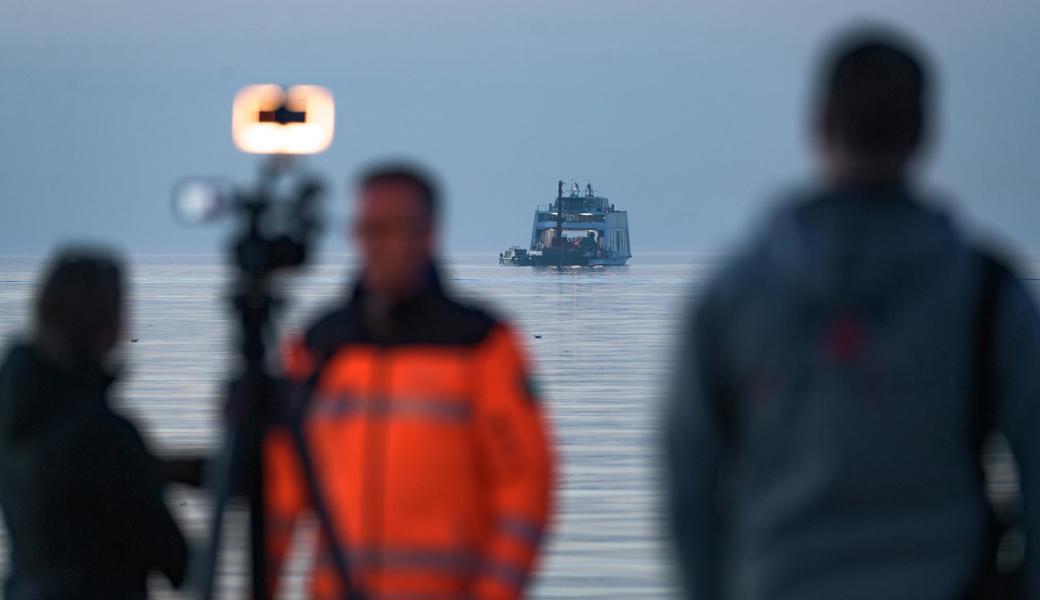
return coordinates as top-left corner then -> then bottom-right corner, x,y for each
499,180 -> 632,267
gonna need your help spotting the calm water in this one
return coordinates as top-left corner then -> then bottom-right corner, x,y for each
0,252 -> 706,599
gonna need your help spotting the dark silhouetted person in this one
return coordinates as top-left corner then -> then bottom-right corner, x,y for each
666,28 -> 1039,600
0,248 -> 188,599
264,164 -> 554,599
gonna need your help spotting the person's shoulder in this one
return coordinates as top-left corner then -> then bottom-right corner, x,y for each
70,408 -> 148,453
38,405 -> 155,485
929,188 -> 1025,278
303,303 -> 359,353
701,195 -> 802,298
301,288 -> 500,348
972,246 -> 1017,278
687,186 -> 828,318
968,242 -> 1031,310
425,291 -> 500,345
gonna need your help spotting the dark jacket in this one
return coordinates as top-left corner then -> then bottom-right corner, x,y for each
0,343 -> 188,599
666,185 -> 1040,599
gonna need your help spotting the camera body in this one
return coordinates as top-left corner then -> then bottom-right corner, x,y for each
173,84 -> 334,279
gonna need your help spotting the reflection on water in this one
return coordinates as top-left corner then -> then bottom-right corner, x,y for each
0,252 -> 705,599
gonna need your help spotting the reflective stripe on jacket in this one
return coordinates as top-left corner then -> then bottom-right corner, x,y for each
265,268 -> 553,600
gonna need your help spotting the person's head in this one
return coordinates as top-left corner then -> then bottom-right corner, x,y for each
33,247 -> 125,364
351,162 -> 440,298
814,27 -> 932,185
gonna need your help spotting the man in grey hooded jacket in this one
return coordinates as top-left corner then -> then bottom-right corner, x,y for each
665,28 -> 1040,600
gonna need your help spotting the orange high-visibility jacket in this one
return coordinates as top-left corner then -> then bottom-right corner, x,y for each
265,270 -> 554,600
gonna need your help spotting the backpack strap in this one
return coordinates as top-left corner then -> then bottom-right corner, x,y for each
972,253 -> 1007,446
968,251 -> 1025,600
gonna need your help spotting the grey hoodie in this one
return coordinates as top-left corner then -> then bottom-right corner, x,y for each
665,184 -> 1040,600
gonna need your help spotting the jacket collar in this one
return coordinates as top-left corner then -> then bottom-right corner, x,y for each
348,262 -> 448,341
25,343 -> 117,395
351,261 -> 444,307
824,179 -> 914,205
0,343 -> 116,441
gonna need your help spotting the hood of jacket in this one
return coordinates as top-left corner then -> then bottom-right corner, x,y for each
749,183 -> 961,319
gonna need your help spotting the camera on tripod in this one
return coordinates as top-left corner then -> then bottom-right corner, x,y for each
171,85 -> 359,600
172,84 -> 335,278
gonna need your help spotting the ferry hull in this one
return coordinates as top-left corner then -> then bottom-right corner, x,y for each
588,257 -> 630,266
528,253 -> 629,267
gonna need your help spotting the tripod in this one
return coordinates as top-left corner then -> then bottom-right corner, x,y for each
195,157 -> 364,600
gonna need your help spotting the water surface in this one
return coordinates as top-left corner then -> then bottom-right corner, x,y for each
0,252 -> 702,599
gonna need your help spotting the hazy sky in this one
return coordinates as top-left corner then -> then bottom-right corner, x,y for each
2,1 -> 1038,256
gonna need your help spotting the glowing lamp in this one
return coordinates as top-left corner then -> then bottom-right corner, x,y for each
231,84 -> 335,155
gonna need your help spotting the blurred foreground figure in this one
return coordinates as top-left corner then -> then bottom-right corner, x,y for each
666,28 -> 1039,600
265,164 -> 553,598
0,248 -> 188,599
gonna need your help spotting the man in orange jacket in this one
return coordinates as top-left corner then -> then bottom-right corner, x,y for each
264,163 -> 554,600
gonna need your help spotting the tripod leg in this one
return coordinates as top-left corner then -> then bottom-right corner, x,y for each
197,424 -> 241,600
246,420 -> 270,600
287,415 -> 365,600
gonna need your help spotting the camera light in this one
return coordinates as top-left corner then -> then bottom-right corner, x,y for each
232,85 -> 335,155
171,177 -> 232,225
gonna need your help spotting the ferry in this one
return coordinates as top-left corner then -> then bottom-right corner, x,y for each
499,180 -> 632,267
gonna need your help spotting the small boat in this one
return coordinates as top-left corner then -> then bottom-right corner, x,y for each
498,246 -> 530,266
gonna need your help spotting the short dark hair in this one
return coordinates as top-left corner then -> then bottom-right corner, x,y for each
357,162 -> 440,223
34,247 -> 124,361
819,28 -> 930,156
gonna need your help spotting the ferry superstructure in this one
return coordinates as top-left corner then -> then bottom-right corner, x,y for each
499,180 -> 631,267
